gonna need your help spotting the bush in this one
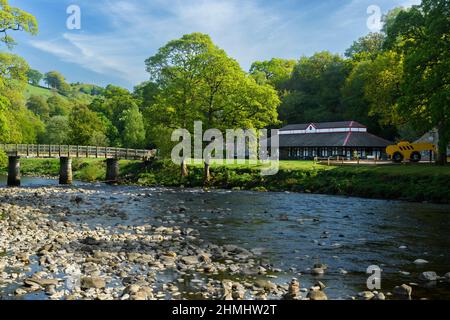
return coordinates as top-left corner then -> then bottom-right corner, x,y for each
0,149 -> 7,169
76,162 -> 105,182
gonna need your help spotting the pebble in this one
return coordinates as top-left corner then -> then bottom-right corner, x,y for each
413,259 -> 429,265
419,271 -> 438,282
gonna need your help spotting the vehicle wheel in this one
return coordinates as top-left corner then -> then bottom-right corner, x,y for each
410,151 -> 421,163
392,152 -> 404,163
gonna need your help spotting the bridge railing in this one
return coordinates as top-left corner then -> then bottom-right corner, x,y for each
0,144 -> 156,160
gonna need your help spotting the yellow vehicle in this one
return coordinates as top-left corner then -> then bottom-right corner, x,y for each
386,141 -> 436,163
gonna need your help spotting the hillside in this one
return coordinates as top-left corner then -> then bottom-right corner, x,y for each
24,84 -> 60,99
24,84 -> 96,104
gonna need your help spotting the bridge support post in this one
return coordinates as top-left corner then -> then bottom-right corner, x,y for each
59,157 -> 73,185
106,158 -> 119,184
7,156 -> 21,187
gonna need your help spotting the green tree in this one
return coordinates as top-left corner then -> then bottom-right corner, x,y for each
120,105 -> 146,148
68,104 -> 107,146
341,54 -> 399,139
26,95 -> 50,119
385,0 -> 450,164
145,33 -> 280,179
249,58 -> 296,88
345,32 -> 385,61
40,115 -> 69,145
89,84 -> 141,147
47,95 -> 71,116
43,71 -> 66,90
280,51 -> 349,124
0,0 -> 38,48
26,68 -> 43,86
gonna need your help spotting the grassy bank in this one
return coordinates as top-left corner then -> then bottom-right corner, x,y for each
1,158 -> 449,204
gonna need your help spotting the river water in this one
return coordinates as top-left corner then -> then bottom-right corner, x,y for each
1,176 -> 449,300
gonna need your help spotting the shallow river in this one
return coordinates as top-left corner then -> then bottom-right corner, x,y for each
1,176 -> 449,300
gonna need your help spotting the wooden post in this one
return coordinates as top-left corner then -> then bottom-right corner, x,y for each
59,145 -> 61,157
126,148 -> 129,159
26,144 -> 29,157
48,145 -> 51,157
37,145 -> 40,157
7,156 -> 21,187
86,146 -> 89,158
96,146 -> 98,158
76,145 -> 79,158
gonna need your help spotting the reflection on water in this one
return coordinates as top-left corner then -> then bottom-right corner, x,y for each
1,175 -> 449,299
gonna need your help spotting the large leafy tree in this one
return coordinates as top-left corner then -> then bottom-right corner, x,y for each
89,84 -> 141,147
26,68 -> 42,86
145,33 -> 280,179
249,58 -> 296,88
26,95 -> 50,119
68,104 -> 107,146
385,0 -> 450,164
40,115 -> 69,145
345,33 -> 385,61
0,0 -> 38,48
120,104 -> 146,149
280,51 -> 349,124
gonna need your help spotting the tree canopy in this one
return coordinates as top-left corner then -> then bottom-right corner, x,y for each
0,0 -> 38,48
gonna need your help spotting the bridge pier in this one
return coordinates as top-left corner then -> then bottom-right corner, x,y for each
106,158 -> 119,184
7,156 -> 21,187
59,157 -> 73,185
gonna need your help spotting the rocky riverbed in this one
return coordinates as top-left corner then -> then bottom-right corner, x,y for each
0,183 -> 449,300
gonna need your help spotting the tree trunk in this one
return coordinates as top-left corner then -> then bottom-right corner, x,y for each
181,158 -> 188,177
436,123 -> 448,165
204,161 -> 211,184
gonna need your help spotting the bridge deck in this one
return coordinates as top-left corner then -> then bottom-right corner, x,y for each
0,144 -> 156,160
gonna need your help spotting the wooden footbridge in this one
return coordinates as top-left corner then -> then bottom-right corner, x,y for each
0,144 -> 156,186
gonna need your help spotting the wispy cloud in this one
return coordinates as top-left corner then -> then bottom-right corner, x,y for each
27,0 -> 311,86
26,0 -> 424,87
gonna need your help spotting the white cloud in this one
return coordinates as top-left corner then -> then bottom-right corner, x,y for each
28,0 -> 308,86
31,0 -> 422,86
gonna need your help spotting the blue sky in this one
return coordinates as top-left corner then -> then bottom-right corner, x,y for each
8,0 -> 420,90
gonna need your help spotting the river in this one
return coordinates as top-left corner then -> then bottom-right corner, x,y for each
0,176 -> 449,300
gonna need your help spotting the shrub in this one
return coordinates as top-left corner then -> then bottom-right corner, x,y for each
0,149 -> 7,169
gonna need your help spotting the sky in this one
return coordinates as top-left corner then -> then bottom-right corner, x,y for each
7,0 -> 421,90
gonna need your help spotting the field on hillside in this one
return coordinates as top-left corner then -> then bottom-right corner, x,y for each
24,84 -> 57,99
24,84 -> 95,104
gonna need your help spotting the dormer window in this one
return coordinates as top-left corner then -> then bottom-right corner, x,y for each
305,124 -> 316,133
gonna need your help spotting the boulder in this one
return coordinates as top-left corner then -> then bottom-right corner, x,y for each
393,284 -> 412,298
181,256 -> 199,265
358,291 -> 375,300
419,271 -> 438,282
81,276 -> 106,289
311,268 -> 325,276
413,259 -> 429,265
307,290 -> 328,300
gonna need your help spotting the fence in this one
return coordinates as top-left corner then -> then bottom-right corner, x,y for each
0,144 -> 156,160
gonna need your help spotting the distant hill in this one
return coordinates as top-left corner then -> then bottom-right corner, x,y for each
25,84 -> 98,104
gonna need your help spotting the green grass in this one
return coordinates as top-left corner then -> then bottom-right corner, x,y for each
25,84 -> 59,99
24,84 -> 95,104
